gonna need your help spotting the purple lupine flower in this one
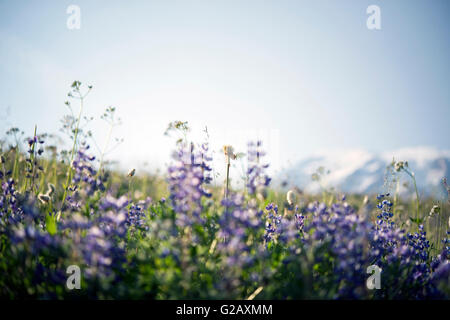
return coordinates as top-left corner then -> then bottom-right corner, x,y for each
264,203 -> 281,243
215,194 -> 267,297
368,194 -> 443,298
167,142 -> 212,228
246,141 -> 271,196
71,145 -> 105,197
303,200 -> 374,298
0,179 -> 39,227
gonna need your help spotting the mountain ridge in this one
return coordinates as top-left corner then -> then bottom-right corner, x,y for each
277,146 -> 450,197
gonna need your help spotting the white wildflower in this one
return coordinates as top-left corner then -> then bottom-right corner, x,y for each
429,205 -> 440,217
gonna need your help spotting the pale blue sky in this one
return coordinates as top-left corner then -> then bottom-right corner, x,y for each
0,0 -> 449,173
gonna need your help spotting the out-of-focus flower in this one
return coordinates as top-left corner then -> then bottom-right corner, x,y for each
429,205 -> 440,217
46,183 -> 55,197
168,142 -> 212,228
38,193 -> 50,204
223,145 -> 236,164
394,160 -> 409,172
286,190 -> 296,206
363,195 -> 369,206
246,141 -> 271,196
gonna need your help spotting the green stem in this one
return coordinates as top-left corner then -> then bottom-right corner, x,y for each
30,125 -> 38,193
437,215 -> 441,252
24,126 -> 37,193
412,174 -> 420,222
393,180 -> 400,217
405,169 -> 420,223
12,145 -> 19,182
225,163 -> 230,200
128,177 -> 133,203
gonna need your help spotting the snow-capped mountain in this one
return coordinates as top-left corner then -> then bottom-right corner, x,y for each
277,147 -> 450,197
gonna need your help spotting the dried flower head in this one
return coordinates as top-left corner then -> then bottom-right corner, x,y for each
46,183 -> 55,196
0,154 -> 5,164
286,190 -> 297,206
223,145 -> 236,164
38,193 -> 51,204
363,195 -> 369,206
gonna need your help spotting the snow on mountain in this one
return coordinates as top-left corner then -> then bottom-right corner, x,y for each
277,146 -> 450,197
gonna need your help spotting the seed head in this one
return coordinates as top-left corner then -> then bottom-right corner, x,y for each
394,161 -> 406,172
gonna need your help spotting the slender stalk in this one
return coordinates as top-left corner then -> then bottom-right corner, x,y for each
30,125 -> 38,193
61,94 -> 84,208
437,214 -> 441,252
436,217 -> 439,251
128,177 -> 133,203
393,179 -> 400,216
411,174 -> 420,222
97,120 -> 114,177
404,169 -> 420,223
39,159 -> 51,194
12,145 -> 19,182
24,126 -> 37,192
225,162 -> 230,200
53,159 -> 57,185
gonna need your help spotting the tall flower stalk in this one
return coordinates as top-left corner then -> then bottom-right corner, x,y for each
393,160 -> 420,224
61,81 -> 92,209
223,145 -> 236,200
24,125 -> 37,192
246,141 -> 271,197
97,106 -> 122,177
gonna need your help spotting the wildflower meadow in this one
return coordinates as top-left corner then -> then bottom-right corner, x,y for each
0,81 -> 448,300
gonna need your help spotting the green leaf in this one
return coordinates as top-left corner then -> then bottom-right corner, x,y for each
46,213 -> 58,235
409,217 -> 424,224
